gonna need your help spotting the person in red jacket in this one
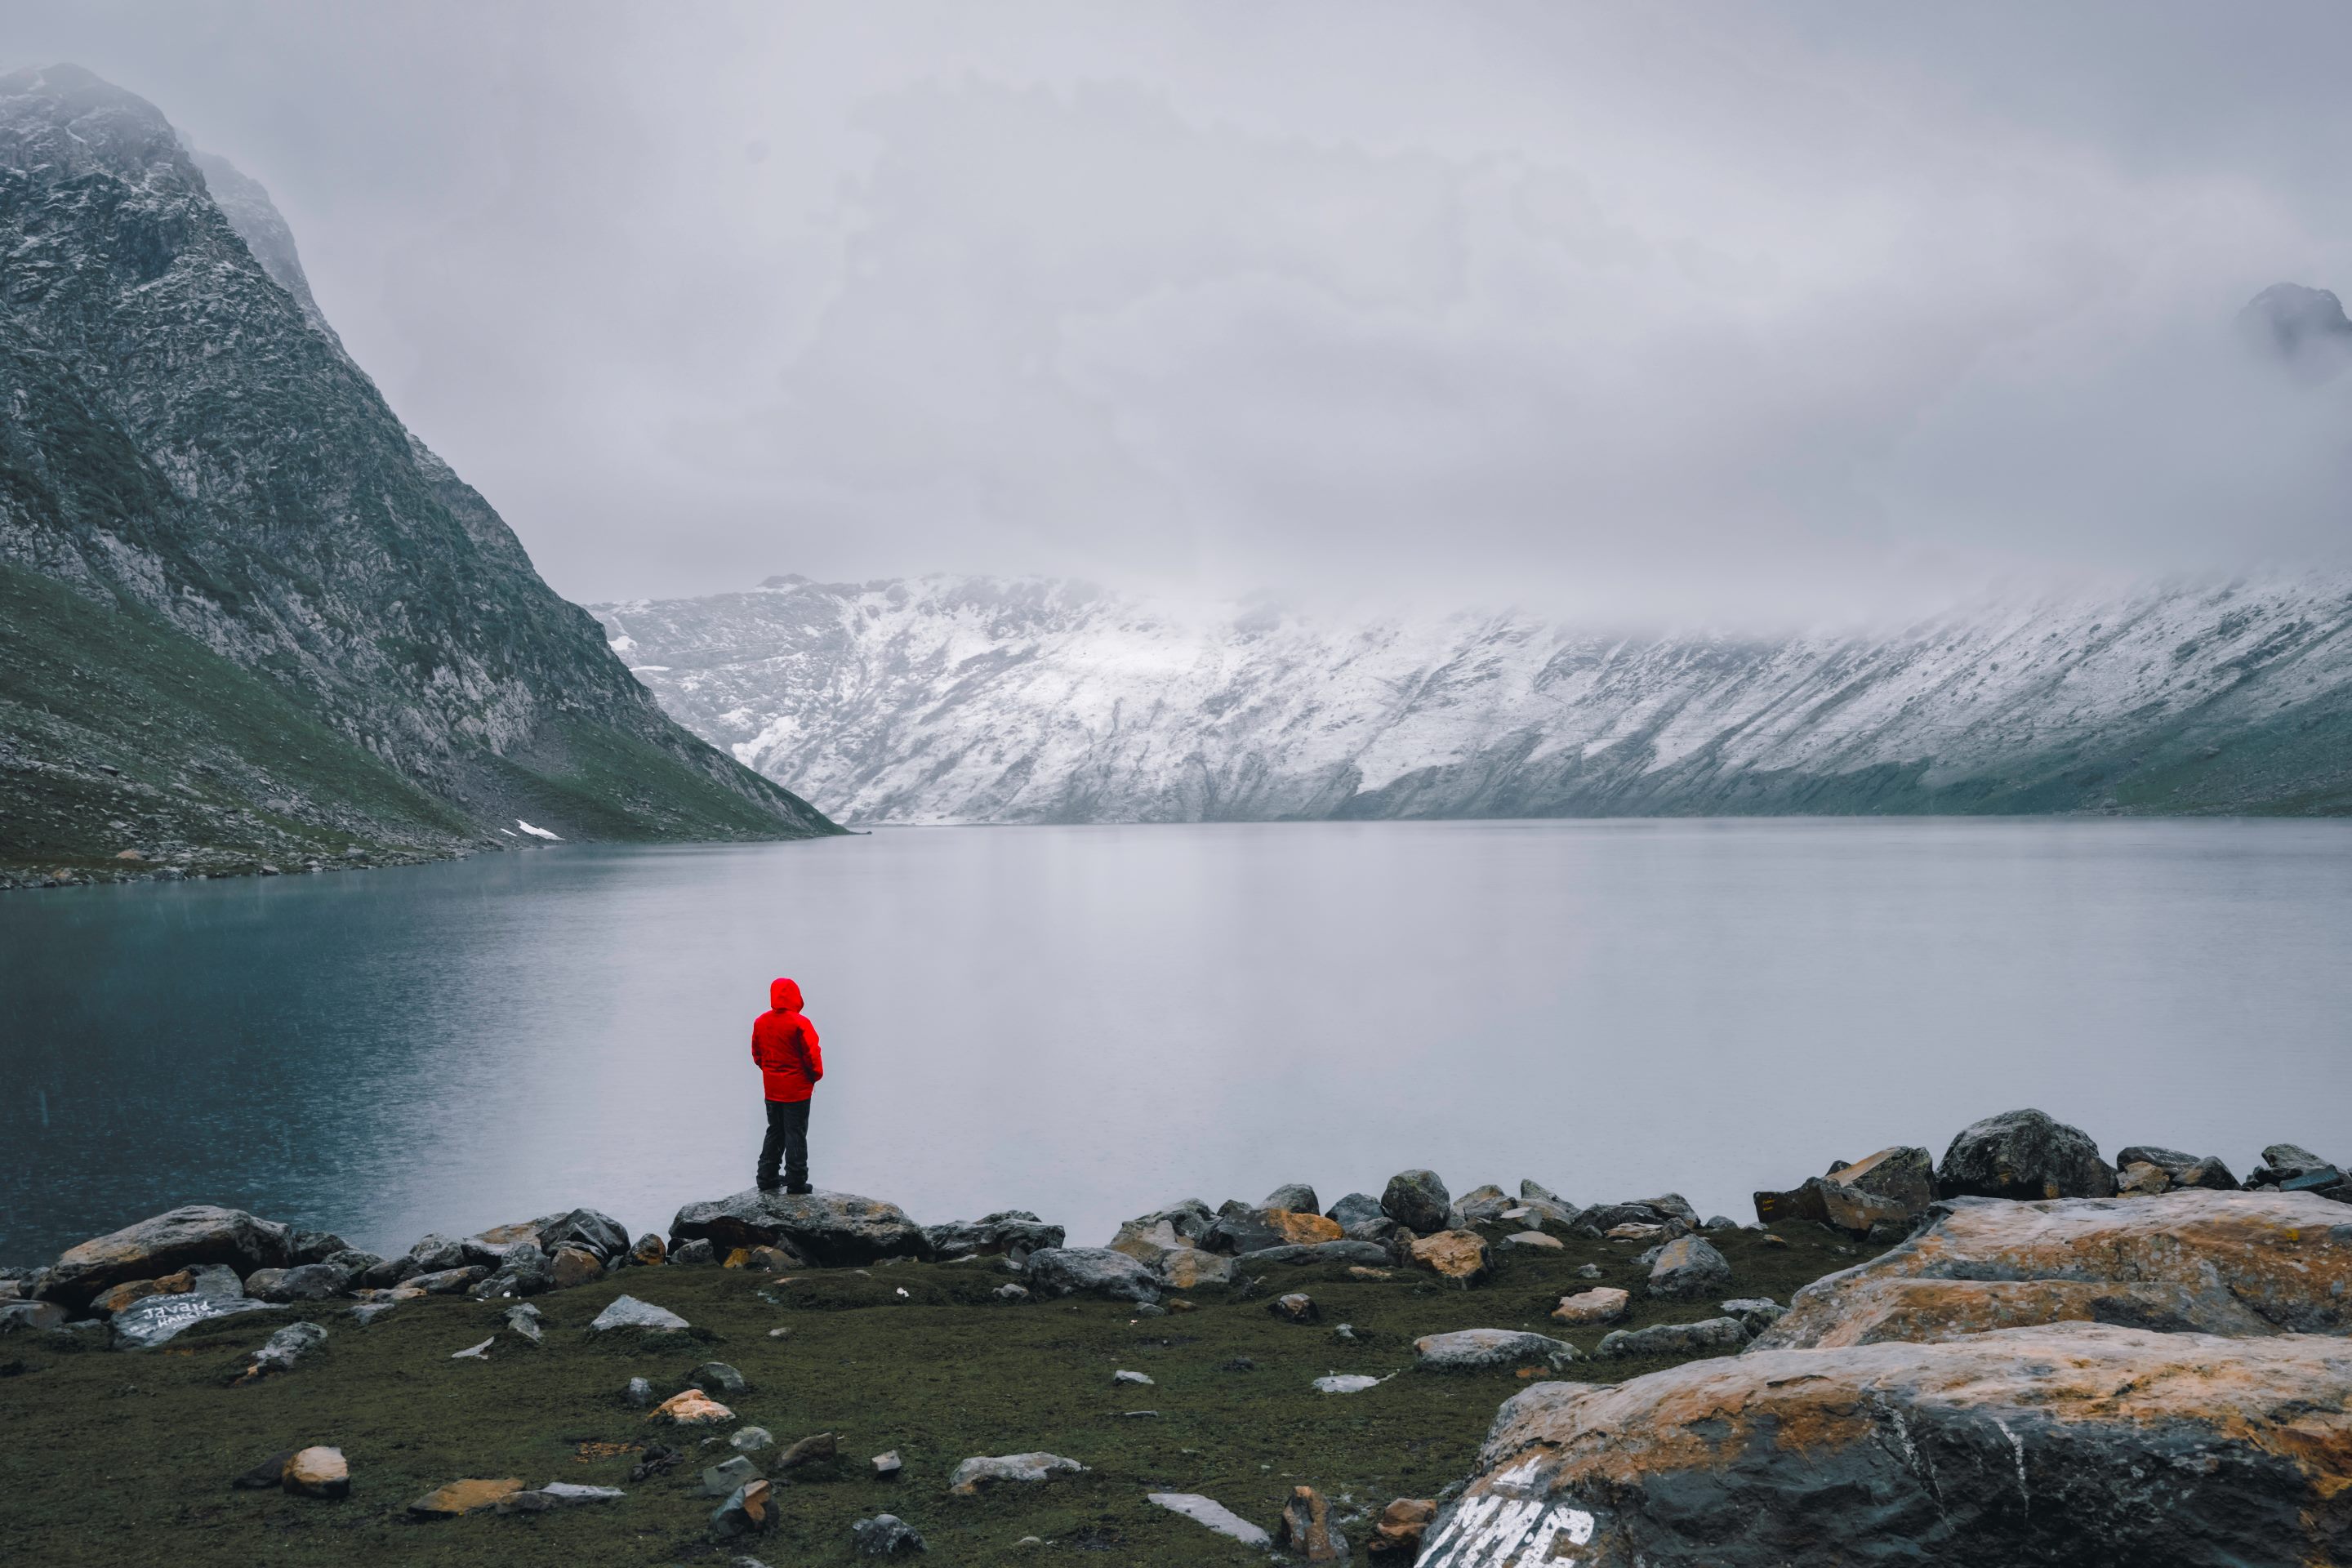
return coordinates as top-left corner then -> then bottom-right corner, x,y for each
751,977 -> 823,1195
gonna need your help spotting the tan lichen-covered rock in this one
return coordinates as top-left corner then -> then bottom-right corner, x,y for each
1276,1485 -> 1347,1561
630,1232 -> 666,1267
1754,1189 -> 2352,1350
648,1390 -> 735,1426
408,1477 -> 523,1517
1109,1218 -> 1183,1264
1262,1209 -> 1344,1247
1368,1497 -> 1437,1561
2116,1160 -> 2171,1196
1419,1324 -> 2352,1568
1156,1246 -> 1236,1290
89,1278 -> 165,1317
549,1245 -> 603,1289
1552,1287 -> 1630,1326
283,1446 -> 349,1499
1409,1230 -> 1493,1283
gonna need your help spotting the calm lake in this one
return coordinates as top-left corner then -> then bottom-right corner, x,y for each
4,818 -> 2350,1264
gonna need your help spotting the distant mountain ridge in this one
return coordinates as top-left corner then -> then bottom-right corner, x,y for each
0,64 -> 835,879
595,572 -> 2352,823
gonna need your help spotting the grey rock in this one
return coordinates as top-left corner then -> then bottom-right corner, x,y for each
1382,1169 -> 1453,1234
0,1299 -> 69,1334
732,1427 -> 774,1454
1130,1199 -> 1218,1245
185,1263 -> 244,1298
669,1189 -> 930,1267
948,1452 -> 1085,1493
1202,1209 -> 1288,1256
710,1479 -> 778,1540
590,1294 -> 689,1332
450,1335 -> 494,1360
532,1208 -> 631,1263
1113,1368 -> 1155,1385
1023,1247 -> 1160,1303
37,1204 -> 293,1310
1229,1239 -> 1392,1271
322,1249 -> 384,1275
502,1303 -> 543,1344
1261,1183 -> 1320,1214
1938,1107 -> 2117,1200
2261,1141 -> 2329,1176
108,1292 -> 280,1348
689,1360 -> 751,1394
993,1283 -> 1031,1302
405,1265 -> 487,1295
924,1211 -> 1066,1261
287,1229 -> 347,1265
1148,1492 -> 1272,1548
1636,1192 -> 1701,1227
1457,1184 -> 1514,1223
1703,1215 -> 1738,1232
1719,1297 -> 1786,1332
670,1238 -> 718,1267
248,1262 -> 354,1303
624,1376 -> 654,1407
1595,1316 -> 1752,1359
1575,1263 -> 1602,1279
704,1454 -> 762,1496
1501,1230 -> 1564,1252
470,1238 -> 553,1298
249,1319 -> 327,1374
1325,1192 -> 1386,1228
503,1481 -> 625,1511
1647,1236 -> 1733,1299
1569,1201 -> 1673,1238
1344,1216 -> 1403,1254
852,1514 -> 928,1557
350,1302 -> 397,1326
1414,1328 -> 1579,1371
1154,1248 -> 1237,1289
872,1449 -> 902,1478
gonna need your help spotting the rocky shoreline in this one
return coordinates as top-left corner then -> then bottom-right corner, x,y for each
2,1106 -> 2347,1565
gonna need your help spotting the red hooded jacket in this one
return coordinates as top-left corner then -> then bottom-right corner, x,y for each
751,978 -> 823,1102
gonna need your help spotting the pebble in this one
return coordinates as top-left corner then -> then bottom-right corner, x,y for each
872,1449 -> 903,1480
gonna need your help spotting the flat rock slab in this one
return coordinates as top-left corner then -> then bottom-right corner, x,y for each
590,1294 -> 689,1332
409,1478 -> 523,1517
109,1293 -> 279,1349
1149,1491 -> 1272,1547
669,1189 -> 929,1266
1416,1329 -> 1579,1371
948,1452 -> 1085,1494
1552,1287 -> 1629,1326
1755,1189 -> 2352,1350
1417,1322 -> 2352,1568
1313,1374 -> 1384,1394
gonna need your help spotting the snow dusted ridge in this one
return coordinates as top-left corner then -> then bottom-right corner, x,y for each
590,573 -> 2352,824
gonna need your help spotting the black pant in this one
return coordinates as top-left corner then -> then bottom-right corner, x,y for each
758,1097 -> 811,1192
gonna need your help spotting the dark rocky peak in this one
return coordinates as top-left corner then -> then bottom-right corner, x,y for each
189,149 -> 344,351
0,63 -> 195,190
2237,282 -> 2352,383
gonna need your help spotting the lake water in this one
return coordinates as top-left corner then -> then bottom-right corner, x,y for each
3,818 -> 2349,1265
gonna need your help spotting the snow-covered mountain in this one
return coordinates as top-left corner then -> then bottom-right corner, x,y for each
592,574 -> 2352,823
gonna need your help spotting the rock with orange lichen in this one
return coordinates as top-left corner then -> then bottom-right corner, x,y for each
1262,1209 -> 1344,1247
1419,1323 -> 2352,1568
1754,1189 -> 2352,1351
648,1389 -> 735,1426
1407,1230 -> 1492,1285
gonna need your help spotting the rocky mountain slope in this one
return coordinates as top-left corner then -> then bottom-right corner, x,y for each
593,572 -> 2352,823
0,65 -> 835,882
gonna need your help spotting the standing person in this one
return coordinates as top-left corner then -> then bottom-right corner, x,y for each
752,977 -> 822,1195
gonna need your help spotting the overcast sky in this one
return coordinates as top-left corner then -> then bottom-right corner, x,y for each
9,2 -> 2352,624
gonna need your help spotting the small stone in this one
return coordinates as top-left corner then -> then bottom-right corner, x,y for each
1148,1492 -> 1272,1547
1606,1223 -> 1667,1241
502,1303 -> 543,1343
350,1302 -> 397,1326
1269,1292 -> 1321,1324
624,1376 -> 654,1407
1761,1232 -> 1789,1249
689,1361 -> 751,1395
1276,1485 -> 1347,1561
283,1446 -> 349,1499
732,1426 -> 774,1454
948,1452 -> 1085,1494
1113,1368 -> 1155,1385
409,1478 -> 523,1517
590,1294 -> 689,1332
451,1336 -> 495,1361
536,1482 -> 625,1505
651,1389 -> 736,1425
1313,1373 -> 1383,1393
1501,1231 -> 1563,1251
709,1477 -> 777,1539
852,1513 -> 929,1557
777,1430 -> 840,1470
1719,1297 -> 1786,1332
630,1232 -> 666,1267
1369,1498 -> 1437,1561
704,1454 -> 763,1496
993,1283 -> 1031,1302
1574,1263 -> 1602,1279
247,1320 -> 329,1376
1552,1286 -> 1632,1325
1347,1265 -> 1392,1281
871,1449 -> 902,1479
1413,1328 -> 1579,1371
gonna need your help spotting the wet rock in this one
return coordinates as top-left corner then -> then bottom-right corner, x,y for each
1263,1183 -> 1320,1214
1276,1485 -> 1348,1561
1414,1329 -> 1579,1372
1154,1247 -> 1236,1290
1646,1236 -> 1731,1299
1551,1288 -> 1630,1326
670,1189 -> 931,1267
651,1389 -> 736,1426
407,1266 -> 488,1295
871,1449 -> 902,1479
948,1452 -> 1085,1494
247,1320 -> 327,1375
1421,1323 -> 2352,1568
777,1430 -> 840,1471
630,1232 -> 667,1267
548,1245 -> 604,1290
1408,1230 -> 1493,1284
1024,1247 -> 1160,1303
1382,1169 -> 1453,1234
623,1376 -> 654,1408
38,1205 -> 293,1310
1269,1292 -> 1321,1324
1502,1231 -> 1563,1252
409,1478 -> 523,1517
247,1262 -> 354,1303
853,1513 -> 929,1557
1150,1492 -> 1272,1547
108,1292 -> 278,1348
1594,1317 -> 1750,1359
283,1446 -> 348,1499
590,1294 -> 689,1332
733,1426 -> 774,1453
703,1454 -> 762,1496
1370,1498 -> 1437,1561
1757,1189 -> 2352,1351
1458,1184 -> 1514,1223
1717,1297 -> 1785,1333
670,1239 -> 719,1267
1938,1107 -> 2116,1200
1325,1192 -> 1385,1228
688,1361 -> 751,1395
710,1477 -> 778,1539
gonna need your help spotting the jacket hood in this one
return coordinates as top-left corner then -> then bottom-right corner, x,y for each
769,977 -> 803,1013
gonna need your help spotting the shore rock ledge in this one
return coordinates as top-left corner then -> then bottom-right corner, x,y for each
1418,1324 -> 2352,1568
667,1190 -> 930,1267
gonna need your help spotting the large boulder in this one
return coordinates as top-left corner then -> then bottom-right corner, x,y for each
1937,1108 -> 2115,1201
668,1190 -> 930,1267
1024,1247 -> 1160,1303
1382,1170 -> 1453,1234
1415,1324 -> 2352,1568
109,1292 -> 280,1348
1325,1192 -> 1386,1229
2114,1146 -> 2239,1192
530,1208 -> 631,1263
37,1205 -> 293,1310
1752,1145 -> 1936,1237
1755,1189 -> 2352,1351
1456,1185 -> 1514,1223
1262,1183 -> 1320,1214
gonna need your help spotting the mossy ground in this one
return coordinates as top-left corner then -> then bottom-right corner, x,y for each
0,1226 -> 1878,1566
